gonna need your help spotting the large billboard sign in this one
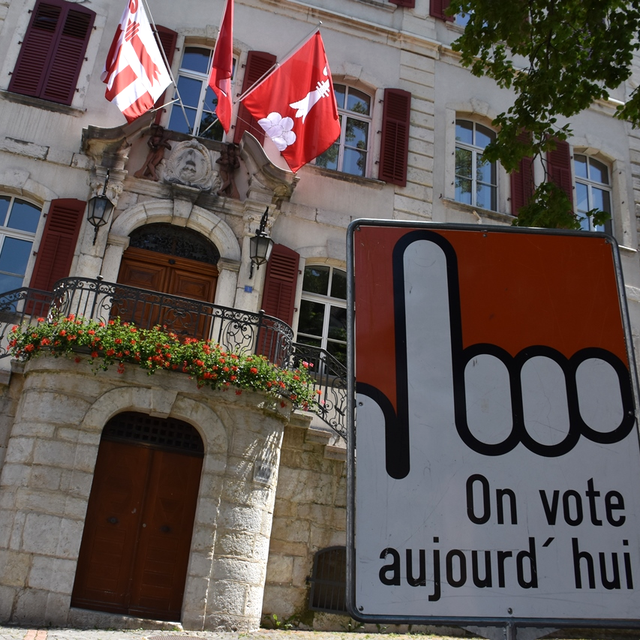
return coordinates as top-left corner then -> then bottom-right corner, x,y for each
348,221 -> 640,626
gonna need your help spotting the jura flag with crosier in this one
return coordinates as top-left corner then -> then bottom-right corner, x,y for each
240,31 -> 340,172
102,0 -> 172,122
208,0 -> 234,133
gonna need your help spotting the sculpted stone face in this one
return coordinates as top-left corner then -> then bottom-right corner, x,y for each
162,140 -> 220,191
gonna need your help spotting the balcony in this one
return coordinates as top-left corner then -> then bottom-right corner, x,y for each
0,278 -> 346,439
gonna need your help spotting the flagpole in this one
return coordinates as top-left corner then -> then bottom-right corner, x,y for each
141,0 -> 191,130
236,21 -> 323,104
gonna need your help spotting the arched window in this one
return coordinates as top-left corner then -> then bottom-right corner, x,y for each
296,265 -> 347,365
574,154 -> 612,232
455,119 -> 497,211
0,196 -> 41,294
316,84 -> 372,177
167,47 -> 234,140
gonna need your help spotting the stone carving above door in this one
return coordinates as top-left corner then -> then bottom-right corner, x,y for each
161,139 -> 221,191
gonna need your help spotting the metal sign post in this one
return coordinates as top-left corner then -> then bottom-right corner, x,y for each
347,220 -> 640,635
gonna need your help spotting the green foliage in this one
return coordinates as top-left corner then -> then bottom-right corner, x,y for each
448,0 -> 640,227
8,314 -> 320,409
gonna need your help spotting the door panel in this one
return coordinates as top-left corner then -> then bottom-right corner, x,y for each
72,440 -> 203,621
72,442 -> 150,610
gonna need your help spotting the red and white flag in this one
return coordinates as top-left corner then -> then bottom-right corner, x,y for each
102,0 -> 172,123
208,0 -> 234,133
240,31 -> 340,173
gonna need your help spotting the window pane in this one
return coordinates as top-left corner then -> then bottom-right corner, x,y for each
577,213 -> 590,231
327,340 -> 347,366
343,148 -> 366,177
331,270 -> 347,300
316,143 -> 339,170
346,89 -> 371,116
168,106 -> 197,134
328,305 -> 347,342
345,118 -> 369,150
456,120 -> 473,144
476,157 -> 496,185
0,273 -> 24,294
181,47 -> 211,74
455,147 -> 472,178
298,300 -> 325,337
8,199 -> 40,233
0,237 -> 31,276
476,184 -> 496,211
592,187 -> 611,214
0,196 -> 10,226
333,84 -> 346,110
574,154 -> 588,179
174,76 -> 204,109
455,177 -> 472,204
575,182 -> 589,214
475,124 -> 495,149
303,265 -> 330,295
589,158 -> 609,185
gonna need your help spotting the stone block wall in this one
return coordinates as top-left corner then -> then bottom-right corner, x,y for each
262,417 -> 347,628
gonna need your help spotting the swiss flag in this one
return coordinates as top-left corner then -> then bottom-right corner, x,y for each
208,0 -> 234,133
102,0 -> 172,122
240,31 -> 340,173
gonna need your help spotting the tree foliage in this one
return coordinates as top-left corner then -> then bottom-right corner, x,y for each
449,0 -> 640,228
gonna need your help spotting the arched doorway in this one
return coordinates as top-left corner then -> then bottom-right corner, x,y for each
118,223 -> 220,301
71,412 -> 204,622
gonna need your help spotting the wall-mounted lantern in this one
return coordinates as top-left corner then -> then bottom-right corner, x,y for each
87,169 -> 115,245
249,207 -> 274,278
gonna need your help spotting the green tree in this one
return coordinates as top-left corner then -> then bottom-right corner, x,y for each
449,0 -> 640,228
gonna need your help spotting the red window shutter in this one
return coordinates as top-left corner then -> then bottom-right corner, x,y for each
260,244 -> 300,326
153,25 -> 178,123
510,132 -> 534,216
10,0 -> 94,106
29,199 -> 85,292
234,51 -> 277,145
390,0 -> 416,7
430,0 -> 454,21
378,88 -> 411,187
547,140 -> 573,205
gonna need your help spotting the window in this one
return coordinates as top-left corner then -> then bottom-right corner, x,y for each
316,85 -> 372,177
308,547 -> 347,614
168,47 -> 233,140
455,119 -> 497,211
297,265 -> 347,365
8,0 -> 95,106
574,154 -> 612,232
0,197 -> 41,294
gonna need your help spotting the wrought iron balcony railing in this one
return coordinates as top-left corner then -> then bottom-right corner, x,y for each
0,279 -> 348,439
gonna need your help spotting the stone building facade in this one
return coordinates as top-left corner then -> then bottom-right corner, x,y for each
0,0 -> 639,632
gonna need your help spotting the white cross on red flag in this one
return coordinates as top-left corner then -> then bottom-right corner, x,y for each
102,0 -> 172,122
240,31 -> 341,173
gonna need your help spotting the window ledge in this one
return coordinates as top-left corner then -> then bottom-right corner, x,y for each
441,198 -> 514,224
307,164 -> 385,189
0,90 -> 85,117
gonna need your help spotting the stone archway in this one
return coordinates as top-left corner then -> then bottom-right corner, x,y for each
71,411 -> 204,622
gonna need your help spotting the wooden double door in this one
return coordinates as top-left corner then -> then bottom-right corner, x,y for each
116,246 -> 218,337
71,421 -> 203,621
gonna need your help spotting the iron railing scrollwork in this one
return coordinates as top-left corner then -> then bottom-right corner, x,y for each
0,279 -> 347,439
290,342 -> 347,440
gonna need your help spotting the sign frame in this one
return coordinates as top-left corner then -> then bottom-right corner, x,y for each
346,219 -> 640,629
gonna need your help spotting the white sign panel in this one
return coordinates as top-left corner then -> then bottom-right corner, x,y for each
349,222 -> 640,625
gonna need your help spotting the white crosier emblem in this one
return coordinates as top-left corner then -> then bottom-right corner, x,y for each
258,67 -> 331,152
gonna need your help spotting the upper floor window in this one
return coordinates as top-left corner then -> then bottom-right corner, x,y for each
168,47 -> 233,140
8,0 -> 95,106
316,84 -> 372,177
574,154 -> 612,232
455,119 -> 497,211
0,196 -> 41,293
297,265 -> 347,365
